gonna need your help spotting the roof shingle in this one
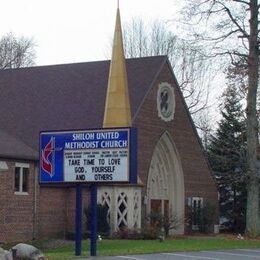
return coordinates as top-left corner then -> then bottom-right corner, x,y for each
0,56 -> 167,159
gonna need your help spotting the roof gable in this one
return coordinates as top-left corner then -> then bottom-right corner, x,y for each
0,56 -> 166,158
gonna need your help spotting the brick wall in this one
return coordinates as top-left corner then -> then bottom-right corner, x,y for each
133,62 -> 218,225
37,187 -> 67,238
0,159 -> 91,242
0,160 -> 36,242
63,187 -> 90,234
37,185 -> 90,238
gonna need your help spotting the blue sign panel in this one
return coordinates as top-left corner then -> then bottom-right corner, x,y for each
39,128 -> 137,184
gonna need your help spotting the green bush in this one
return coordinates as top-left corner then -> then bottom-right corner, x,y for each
187,202 -> 216,233
198,203 -> 216,233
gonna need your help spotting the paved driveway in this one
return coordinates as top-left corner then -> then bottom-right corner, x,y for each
87,248 -> 260,259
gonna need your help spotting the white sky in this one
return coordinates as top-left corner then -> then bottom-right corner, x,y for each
0,0 -> 183,66
0,0 -> 223,127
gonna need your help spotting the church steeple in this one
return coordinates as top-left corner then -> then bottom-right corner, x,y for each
103,6 -> 131,128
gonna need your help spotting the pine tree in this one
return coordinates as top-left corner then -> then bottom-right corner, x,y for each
208,86 -> 247,233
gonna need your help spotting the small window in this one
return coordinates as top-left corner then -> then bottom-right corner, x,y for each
191,197 -> 203,230
14,163 -> 29,194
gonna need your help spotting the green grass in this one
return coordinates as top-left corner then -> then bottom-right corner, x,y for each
44,236 -> 260,259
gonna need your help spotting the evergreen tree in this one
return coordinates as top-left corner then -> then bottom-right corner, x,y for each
208,86 -> 247,233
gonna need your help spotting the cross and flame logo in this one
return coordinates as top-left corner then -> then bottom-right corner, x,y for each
41,137 -> 55,178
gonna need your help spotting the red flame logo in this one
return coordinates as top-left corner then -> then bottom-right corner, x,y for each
41,137 -> 54,177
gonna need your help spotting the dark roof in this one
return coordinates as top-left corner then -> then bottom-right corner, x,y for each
0,56 -> 167,160
0,129 -> 37,160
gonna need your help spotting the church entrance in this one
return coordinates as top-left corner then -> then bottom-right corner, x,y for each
146,132 -> 184,234
150,199 -> 169,218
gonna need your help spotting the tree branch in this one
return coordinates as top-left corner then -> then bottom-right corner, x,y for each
221,4 -> 249,38
232,0 -> 250,6
204,29 -> 246,42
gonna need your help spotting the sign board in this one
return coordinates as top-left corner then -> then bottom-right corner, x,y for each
39,128 -> 137,183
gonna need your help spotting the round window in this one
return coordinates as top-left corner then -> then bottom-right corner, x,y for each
157,82 -> 175,122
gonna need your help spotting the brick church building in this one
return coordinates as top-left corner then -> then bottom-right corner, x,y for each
0,8 -> 218,242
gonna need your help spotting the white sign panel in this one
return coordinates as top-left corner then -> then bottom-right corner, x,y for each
64,149 -> 128,182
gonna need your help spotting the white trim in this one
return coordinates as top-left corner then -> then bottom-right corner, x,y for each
0,161 -> 8,171
116,256 -> 147,260
238,249 -> 260,252
97,186 -> 142,233
14,163 -> 29,194
203,251 -> 260,258
14,192 -> 29,196
163,253 -> 220,259
146,131 -> 185,234
192,197 -> 203,205
15,162 -> 29,168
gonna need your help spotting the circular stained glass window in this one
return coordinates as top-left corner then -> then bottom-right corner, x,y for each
157,82 -> 175,122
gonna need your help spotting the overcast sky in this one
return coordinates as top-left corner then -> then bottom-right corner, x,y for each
0,0 -> 183,66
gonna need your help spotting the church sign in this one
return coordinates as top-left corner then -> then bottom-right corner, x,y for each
39,128 -> 137,183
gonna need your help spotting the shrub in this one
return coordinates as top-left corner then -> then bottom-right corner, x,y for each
187,202 -> 216,233
141,225 -> 161,239
163,214 -> 183,237
146,211 -> 184,238
112,225 -> 161,240
112,227 -> 143,240
198,202 -> 216,233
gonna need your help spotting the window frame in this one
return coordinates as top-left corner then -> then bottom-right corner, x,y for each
14,162 -> 29,195
191,197 -> 203,231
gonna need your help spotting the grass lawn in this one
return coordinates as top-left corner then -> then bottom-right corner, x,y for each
44,236 -> 260,259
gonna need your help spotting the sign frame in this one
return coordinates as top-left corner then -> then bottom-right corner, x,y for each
39,127 -> 137,184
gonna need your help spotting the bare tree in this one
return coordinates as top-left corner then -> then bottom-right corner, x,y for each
174,40 -> 214,115
196,109 -> 215,150
123,18 -> 177,59
181,0 -> 259,236
123,18 -> 214,119
0,32 -> 35,69
123,18 -> 149,58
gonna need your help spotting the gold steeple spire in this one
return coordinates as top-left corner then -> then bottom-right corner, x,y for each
103,6 -> 131,128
